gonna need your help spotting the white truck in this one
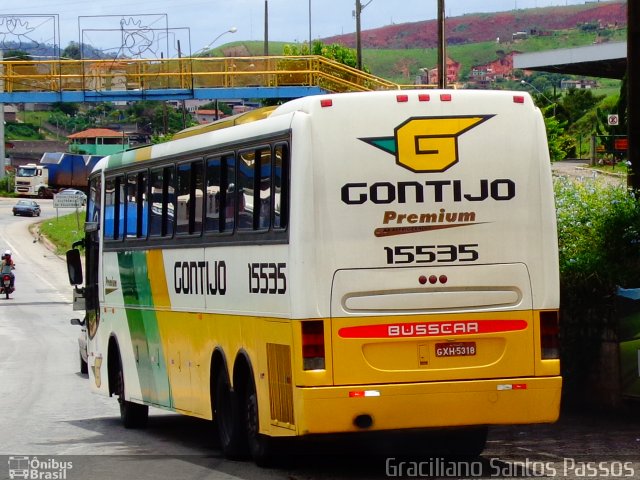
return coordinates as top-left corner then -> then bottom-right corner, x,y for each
14,163 -> 48,197
14,153 -> 101,197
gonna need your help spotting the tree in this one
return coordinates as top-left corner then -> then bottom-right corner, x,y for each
4,49 -> 30,60
544,106 -> 572,161
62,42 -> 82,60
558,88 -> 605,125
283,40 -> 370,73
126,101 -> 194,136
200,101 -> 232,116
52,102 -> 80,117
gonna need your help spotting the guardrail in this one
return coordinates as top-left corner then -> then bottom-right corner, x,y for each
0,55 -> 425,97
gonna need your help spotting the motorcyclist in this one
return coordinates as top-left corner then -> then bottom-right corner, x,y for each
0,250 -> 15,289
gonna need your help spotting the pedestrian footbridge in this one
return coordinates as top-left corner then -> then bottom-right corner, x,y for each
0,55 -> 415,103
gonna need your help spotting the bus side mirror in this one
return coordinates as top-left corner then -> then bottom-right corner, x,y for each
66,248 -> 83,286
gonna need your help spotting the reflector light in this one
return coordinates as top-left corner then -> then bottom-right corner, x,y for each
396,94 -> 409,103
429,275 -> 438,284
439,275 -> 448,284
513,95 -> 525,104
440,93 -> 452,101
302,320 -> 326,370
419,275 -> 427,285
320,99 -> 333,107
418,94 -> 430,102
497,384 -> 528,391
349,390 -> 381,398
540,310 -> 560,359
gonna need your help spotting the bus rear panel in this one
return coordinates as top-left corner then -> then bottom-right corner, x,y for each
280,90 -> 560,435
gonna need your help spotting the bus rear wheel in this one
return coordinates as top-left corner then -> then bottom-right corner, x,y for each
115,353 -> 148,429
214,371 -> 247,458
439,426 -> 488,457
244,377 -> 277,466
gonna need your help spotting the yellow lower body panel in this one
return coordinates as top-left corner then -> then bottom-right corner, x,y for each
294,376 -> 562,436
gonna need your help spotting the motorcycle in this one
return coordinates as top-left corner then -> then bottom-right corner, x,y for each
0,265 -> 14,299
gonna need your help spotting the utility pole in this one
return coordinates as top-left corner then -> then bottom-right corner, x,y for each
437,0 -> 446,88
355,1 -> 373,70
309,0 -> 312,48
0,49 -> 5,180
264,0 -> 269,56
355,0 -> 362,70
176,40 -> 187,129
628,0 -> 639,190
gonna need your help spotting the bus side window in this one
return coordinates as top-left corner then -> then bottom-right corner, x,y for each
117,176 -> 126,239
125,173 -> 138,238
88,175 -> 102,224
104,176 -> 124,240
150,165 -> 176,238
257,147 -> 272,230
104,177 -> 115,239
205,157 -> 222,233
224,154 -> 236,232
149,167 -> 164,237
138,171 -> 149,238
238,150 -> 255,231
164,166 -> 175,237
273,143 -> 289,230
176,160 -> 204,236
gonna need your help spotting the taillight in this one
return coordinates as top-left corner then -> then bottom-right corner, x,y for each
302,320 -> 325,370
540,311 -> 560,359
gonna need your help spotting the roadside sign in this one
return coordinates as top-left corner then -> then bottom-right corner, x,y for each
614,137 -> 629,151
608,114 -> 619,126
53,193 -> 84,208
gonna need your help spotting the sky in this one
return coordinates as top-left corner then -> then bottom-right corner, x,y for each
1,0 -> 617,57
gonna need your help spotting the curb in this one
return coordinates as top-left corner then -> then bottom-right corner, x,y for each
28,222 -> 63,259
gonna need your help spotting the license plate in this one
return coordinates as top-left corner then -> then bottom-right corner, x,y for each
435,342 -> 477,357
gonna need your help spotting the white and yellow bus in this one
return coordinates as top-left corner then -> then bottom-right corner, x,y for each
67,89 -> 561,464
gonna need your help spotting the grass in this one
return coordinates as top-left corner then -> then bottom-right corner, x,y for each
223,27 -> 626,85
38,211 -> 85,254
591,160 -> 629,175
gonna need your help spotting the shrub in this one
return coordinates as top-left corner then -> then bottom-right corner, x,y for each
554,177 -> 640,395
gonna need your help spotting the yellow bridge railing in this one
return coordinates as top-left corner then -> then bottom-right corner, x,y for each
0,55 -> 424,97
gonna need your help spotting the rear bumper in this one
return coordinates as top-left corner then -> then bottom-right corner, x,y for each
293,376 -> 561,435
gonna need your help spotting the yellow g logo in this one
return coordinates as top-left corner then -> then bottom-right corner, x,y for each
362,115 -> 493,173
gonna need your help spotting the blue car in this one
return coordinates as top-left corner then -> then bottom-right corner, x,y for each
13,199 -> 41,217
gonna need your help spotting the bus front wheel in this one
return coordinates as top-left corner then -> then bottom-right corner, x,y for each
115,353 -> 148,429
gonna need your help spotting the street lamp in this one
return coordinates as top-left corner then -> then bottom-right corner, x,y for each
521,80 -> 556,116
197,27 -> 237,56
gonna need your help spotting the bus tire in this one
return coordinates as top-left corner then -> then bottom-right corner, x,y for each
115,353 -> 148,429
244,376 -> 276,467
443,426 -> 488,457
80,352 -> 88,375
214,370 -> 247,458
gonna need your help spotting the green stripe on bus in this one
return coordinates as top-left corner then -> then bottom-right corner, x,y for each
118,251 -> 172,407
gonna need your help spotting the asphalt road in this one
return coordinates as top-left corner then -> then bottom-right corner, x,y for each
0,196 -> 639,480
551,158 -> 626,185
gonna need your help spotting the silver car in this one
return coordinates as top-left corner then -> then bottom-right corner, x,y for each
70,318 -> 88,375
